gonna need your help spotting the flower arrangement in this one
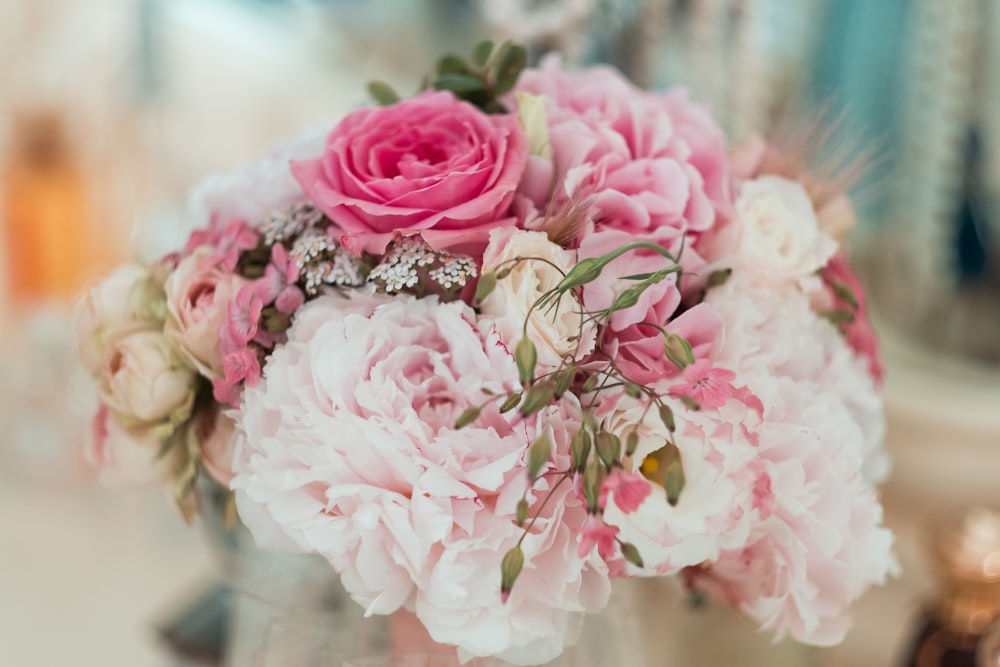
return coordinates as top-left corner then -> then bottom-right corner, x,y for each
75,41 -> 895,665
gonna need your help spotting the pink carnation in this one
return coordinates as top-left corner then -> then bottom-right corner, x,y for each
230,292 -> 609,664
515,58 -> 732,246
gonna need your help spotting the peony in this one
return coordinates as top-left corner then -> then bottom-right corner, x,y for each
480,228 -> 595,370
514,59 -> 731,245
291,91 -> 528,256
74,263 -> 161,374
98,330 -> 198,427
165,248 -> 249,378
729,176 -> 837,284
231,291 -> 608,664
695,275 -> 895,644
599,392 -> 758,576
87,404 -> 179,485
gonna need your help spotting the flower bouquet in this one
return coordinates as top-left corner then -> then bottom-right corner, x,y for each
76,41 -> 895,665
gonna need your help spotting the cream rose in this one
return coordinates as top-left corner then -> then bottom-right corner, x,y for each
87,404 -> 180,485
480,228 -> 595,370
165,249 -> 248,378
74,263 -> 160,374
735,176 -> 836,281
98,330 -> 198,427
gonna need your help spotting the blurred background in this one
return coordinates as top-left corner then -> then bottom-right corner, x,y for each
1,1 -> 999,665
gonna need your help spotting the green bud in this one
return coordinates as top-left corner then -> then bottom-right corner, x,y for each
663,333 -> 695,370
821,308 -> 856,326
658,404 -> 676,432
455,406 -> 481,429
678,395 -> 700,411
516,498 -> 529,526
581,374 -> 601,393
526,431 -> 552,481
475,272 -> 497,303
495,265 -> 513,280
830,279 -> 859,309
555,257 -> 606,291
571,429 -> 592,472
499,392 -> 522,413
554,366 -> 576,398
625,429 -> 640,457
595,431 -> 621,468
515,338 -> 537,385
500,546 -> 525,603
582,459 -> 606,512
620,542 -> 644,568
705,267 -> 732,288
607,284 -> 644,314
519,381 -> 555,418
664,458 -> 685,506
624,381 -> 642,398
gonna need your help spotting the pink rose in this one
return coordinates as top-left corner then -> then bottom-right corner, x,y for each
165,248 -> 249,378
74,263 -> 160,374
291,91 -> 528,256
231,292 -> 609,663
98,330 -> 198,427
188,405 -> 237,486
87,404 -> 179,485
821,253 -> 884,384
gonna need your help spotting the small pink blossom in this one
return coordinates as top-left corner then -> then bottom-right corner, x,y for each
184,218 -> 260,271
252,244 -> 304,315
222,347 -> 261,390
578,514 -> 620,559
225,285 -> 264,350
670,359 -> 738,409
599,468 -> 652,514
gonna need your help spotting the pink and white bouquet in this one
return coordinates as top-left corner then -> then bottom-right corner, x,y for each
75,42 -> 895,664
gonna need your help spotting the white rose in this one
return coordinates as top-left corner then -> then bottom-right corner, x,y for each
87,404 -> 180,485
480,228 -> 595,370
74,264 -> 160,374
98,330 -> 198,427
735,176 -> 837,281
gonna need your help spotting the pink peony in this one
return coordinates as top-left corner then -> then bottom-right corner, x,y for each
231,292 -> 609,664
515,58 -> 732,245
165,248 -> 249,378
697,275 -> 895,644
291,91 -> 528,256
599,393 -> 759,577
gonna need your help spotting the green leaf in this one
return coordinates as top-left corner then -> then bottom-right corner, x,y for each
516,498 -> 529,526
830,280 -> 859,309
678,395 -> 700,411
472,39 -> 494,67
526,431 -> 552,480
821,308 -> 856,326
455,406 -> 481,429
515,338 -> 537,385
367,80 -> 400,106
500,546 -> 525,602
664,458 -> 685,506
620,542 -> 644,568
475,272 -> 497,303
494,44 -> 527,95
436,54 -> 469,75
432,73 -> 486,94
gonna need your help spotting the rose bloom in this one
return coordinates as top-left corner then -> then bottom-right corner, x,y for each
697,275 -> 895,645
480,228 -> 595,370
98,330 -> 198,427
291,91 -> 528,256
231,292 -> 608,664
186,404 -> 237,486
165,248 -> 249,378
515,58 -> 731,245
87,404 -> 180,485
75,263 -> 160,374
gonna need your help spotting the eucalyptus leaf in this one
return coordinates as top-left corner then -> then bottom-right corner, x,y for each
433,73 -> 486,94
472,39 -> 494,67
493,44 -> 527,95
367,80 -> 400,106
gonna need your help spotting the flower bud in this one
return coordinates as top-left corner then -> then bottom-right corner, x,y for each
663,333 -> 695,370
500,545 -> 525,603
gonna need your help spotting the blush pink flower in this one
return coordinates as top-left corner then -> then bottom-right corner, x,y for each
598,468 -> 651,515
670,359 -> 738,409
291,91 -> 528,256
87,404 -> 180,485
230,292 -> 609,663
184,218 -> 260,272
578,514 -> 620,560
515,58 -> 732,246
252,244 -> 305,315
